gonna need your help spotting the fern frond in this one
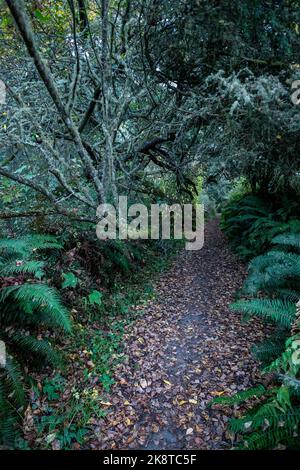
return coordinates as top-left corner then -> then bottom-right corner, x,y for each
10,333 -> 63,367
238,426 -> 296,450
249,250 -> 300,271
231,298 -> 296,328
209,385 -> 266,407
273,289 -> 300,303
0,235 -> 62,256
0,284 -> 71,332
0,358 -> 24,447
0,260 -> 45,278
0,385 -> 18,446
230,402 -> 300,436
278,374 -> 300,395
252,337 -> 287,364
243,251 -> 300,295
0,233 -> 67,446
272,233 -> 300,251
3,357 -> 25,408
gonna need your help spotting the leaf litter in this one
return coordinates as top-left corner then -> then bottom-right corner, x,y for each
84,219 -> 271,450
23,220 -> 271,449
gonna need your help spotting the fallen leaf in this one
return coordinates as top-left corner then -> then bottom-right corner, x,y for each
178,400 -> 187,405
211,391 -> 225,396
140,379 -> 147,388
163,379 -> 172,386
152,424 -> 160,433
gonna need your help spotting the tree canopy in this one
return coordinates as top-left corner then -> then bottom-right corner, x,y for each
1,0 -> 300,228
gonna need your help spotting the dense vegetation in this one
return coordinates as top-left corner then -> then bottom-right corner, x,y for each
214,193 -> 300,449
0,0 -> 300,451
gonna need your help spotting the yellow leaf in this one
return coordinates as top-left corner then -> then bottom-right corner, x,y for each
178,400 -> 187,405
125,418 -> 131,426
189,399 -> 198,404
163,380 -> 172,386
211,391 -> 225,397
124,400 -> 130,405
100,401 -> 113,406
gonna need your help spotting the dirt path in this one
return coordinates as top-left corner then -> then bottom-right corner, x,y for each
88,219 -> 268,450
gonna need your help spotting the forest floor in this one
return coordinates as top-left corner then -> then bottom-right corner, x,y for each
84,219 -> 270,450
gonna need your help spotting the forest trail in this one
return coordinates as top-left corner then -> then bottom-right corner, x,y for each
88,219 -> 268,450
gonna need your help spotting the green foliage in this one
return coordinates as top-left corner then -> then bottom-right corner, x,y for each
252,330 -> 288,365
0,358 -> 25,447
0,234 -> 70,447
2,0 -> 300,451
62,272 -> 79,289
273,233 -> 300,251
88,290 -> 102,306
42,374 -> 65,401
34,9 -> 51,23
217,202 -> 300,449
221,194 -> 300,259
231,299 -> 296,328
0,234 -> 62,255
209,385 -> 267,407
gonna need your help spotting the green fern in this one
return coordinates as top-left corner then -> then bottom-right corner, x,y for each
0,358 -> 25,447
242,251 -> 300,296
238,426 -> 298,450
0,234 -> 62,256
252,334 -> 287,364
220,201 -> 300,449
0,233 -> 70,447
209,385 -> 267,407
0,260 -> 45,279
9,333 -> 63,368
273,233 -> 300,251
221,194 -> 300,260
229,400 -> 300,433
231,298 -> 296,328
0,284 -> 71,332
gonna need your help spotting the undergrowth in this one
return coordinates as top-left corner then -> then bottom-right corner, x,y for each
213,193 -> 300,449
21,236 -> 182,450
0,235 -> 70,448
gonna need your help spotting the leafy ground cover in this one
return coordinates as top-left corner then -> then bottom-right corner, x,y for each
21,239 -> 181,450
23,219 -> 270,450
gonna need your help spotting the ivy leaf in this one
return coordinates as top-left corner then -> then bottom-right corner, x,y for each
34,9 -> 51,23
62,272 -> 78,289
88,289 -> 103,306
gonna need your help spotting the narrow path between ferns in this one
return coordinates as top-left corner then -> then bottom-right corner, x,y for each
87,219 -> 268,450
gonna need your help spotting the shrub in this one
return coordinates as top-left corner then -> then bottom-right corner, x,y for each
0,234 -> 71,447
213,200 -> 300,449
221,193 -> 300,259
